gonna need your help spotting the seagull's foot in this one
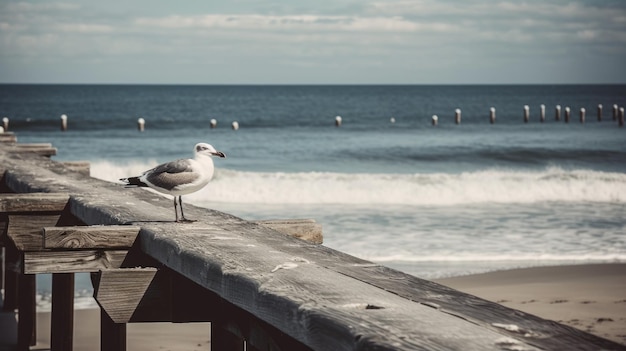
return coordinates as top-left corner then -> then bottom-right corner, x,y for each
176,218 -> 197,223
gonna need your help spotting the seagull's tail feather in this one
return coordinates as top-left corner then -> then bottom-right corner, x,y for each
120,176 -> 149,188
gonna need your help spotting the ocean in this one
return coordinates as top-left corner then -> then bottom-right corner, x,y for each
1,84 -> 625,310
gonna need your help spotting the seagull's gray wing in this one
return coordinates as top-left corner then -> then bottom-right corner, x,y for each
143,159 -> 200,191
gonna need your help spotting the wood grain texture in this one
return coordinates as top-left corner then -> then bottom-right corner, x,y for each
23,250 -> 128,274
0,193 -> 69,212
94,268 -> 157,323
2,143 -> 625,351
43,225 -> 140,249
0,132 -> 17,143
7,214 -> 61,250
255,219 -> 323,244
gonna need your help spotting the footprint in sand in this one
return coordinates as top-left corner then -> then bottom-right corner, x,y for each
550,299 -> 568,304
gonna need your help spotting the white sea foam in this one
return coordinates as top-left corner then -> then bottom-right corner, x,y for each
91,161 -> 626,205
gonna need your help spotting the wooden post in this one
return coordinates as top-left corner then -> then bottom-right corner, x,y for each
2,245 -> 19,312
619,107 -> 625,127
555,105 -> 561,121
231,121 -> 240,130
211,322 -> 245,351
523,105 -> 529,123
2,117 -> 8,131
540,104 -> 545,123
489,107 -> 496,124
101,310 -> 127,351
137,118 -> 145,132
51,273 -> 75,351
17,274 -> 36,350
613,104 -> 619,121
431,115 -> 438,126
454,109 -> 461,124
597,104 -> 603,122
210,119 -> 217,128
389,117 -> 396,124
60,114 -> 68,132
580,108 -> 586,123
564,107 -> 571,123
335,116 -> 342,127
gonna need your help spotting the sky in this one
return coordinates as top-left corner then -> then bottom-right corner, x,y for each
0,0 -> 625,84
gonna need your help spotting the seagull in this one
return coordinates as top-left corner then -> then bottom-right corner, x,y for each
120,143 -> 226,222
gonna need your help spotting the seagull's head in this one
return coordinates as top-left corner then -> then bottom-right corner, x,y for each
195,143 -> 226,158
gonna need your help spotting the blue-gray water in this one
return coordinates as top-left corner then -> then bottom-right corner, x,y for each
1,84 -> 625,309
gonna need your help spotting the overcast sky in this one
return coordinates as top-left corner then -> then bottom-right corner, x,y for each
1,0 -> 625,84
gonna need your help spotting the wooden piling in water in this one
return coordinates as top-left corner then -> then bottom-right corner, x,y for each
613,104 -> 619,121
580,108 -> 586,123
619,107 -> 625,127
540,104 -> 545,123
335,116 -> 342,127
2,117 -> 8,131
431,115 -> 438,126
489,107 -> 496,124
564,107 -> 571,123
137,118 -> 145,132
597,104 -> 603,122
231,121 -> 240,130
210,119 -> 218,128
455,109 -> 461,124
555,105 -> 561,121
60,114 -> 68,132
523,105 -> 529,123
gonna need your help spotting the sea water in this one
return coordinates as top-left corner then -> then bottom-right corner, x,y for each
1,84 -> 625,310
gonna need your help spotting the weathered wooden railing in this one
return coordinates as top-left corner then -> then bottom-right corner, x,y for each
1,131 -> 625,351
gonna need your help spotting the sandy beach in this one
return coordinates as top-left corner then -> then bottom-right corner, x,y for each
436,263 -> 626,346
1,263 -> 624,350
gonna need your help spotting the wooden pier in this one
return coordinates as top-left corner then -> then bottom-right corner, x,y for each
1,131 -> 624,351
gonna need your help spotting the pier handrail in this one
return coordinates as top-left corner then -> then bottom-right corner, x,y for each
1,139 -> 624,351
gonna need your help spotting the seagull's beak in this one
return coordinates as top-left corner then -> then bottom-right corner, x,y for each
212,151 -> 226,158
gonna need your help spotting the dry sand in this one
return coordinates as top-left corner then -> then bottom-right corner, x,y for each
436,263 -> 626,346
2,263 -> 625,349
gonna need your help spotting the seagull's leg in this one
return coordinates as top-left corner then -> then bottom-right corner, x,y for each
174,196 -> 180,222
179,196 -> 186,221
179,196 -> 196,222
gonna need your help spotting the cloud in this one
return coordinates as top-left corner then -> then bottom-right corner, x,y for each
0,0 -> 625,83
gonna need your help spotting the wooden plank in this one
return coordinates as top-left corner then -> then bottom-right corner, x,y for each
7,214 -> 61,251
51,273 -> 74,351
23,250 -> 128,274
2,244 -> 19,311
10,144 -> 57,157
93,267 -> 157,323
0,132 -> 17,143
60,161 -> 90,175
0,193 -> 69,212
255,219 -> 323,244
43,225 -> 141,249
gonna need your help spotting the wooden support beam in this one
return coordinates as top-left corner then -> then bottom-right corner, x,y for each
17,274 -> 36,350
51,273 -> 74,351
0,193 -> 69,212
2,244 -> 19,311
23,250 -> 128,274
0,131 -> 17,143
93,267 -> 158,323
43,225 -> 141,249
7,214 -> 62,250
101,310 -> 126,351
255,219 -> 323,244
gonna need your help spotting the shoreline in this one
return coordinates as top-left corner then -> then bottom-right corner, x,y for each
2,263 -> 624,349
